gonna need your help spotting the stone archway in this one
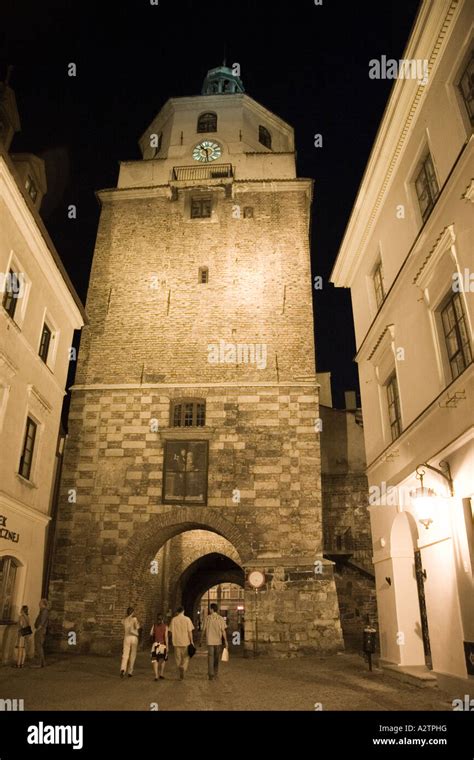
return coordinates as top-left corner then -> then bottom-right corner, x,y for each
117,508 -> 253,636
121,507 -> 252,579
177,553 -> 244,619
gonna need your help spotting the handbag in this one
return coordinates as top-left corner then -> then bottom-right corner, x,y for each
187,643 -> 196,658
20,625 -> 32,637
221,647 -> 229,662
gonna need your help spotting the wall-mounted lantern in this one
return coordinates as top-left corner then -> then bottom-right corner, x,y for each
411,460 -> 454,529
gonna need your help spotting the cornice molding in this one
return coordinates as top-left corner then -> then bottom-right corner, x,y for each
0,349 -> 18,379
27,384 -> 52,414
413,223 -> 456,286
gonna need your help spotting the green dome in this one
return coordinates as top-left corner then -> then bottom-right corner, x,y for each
202,65 -> 245,95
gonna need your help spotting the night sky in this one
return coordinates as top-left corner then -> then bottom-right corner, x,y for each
1,0 -> 420,409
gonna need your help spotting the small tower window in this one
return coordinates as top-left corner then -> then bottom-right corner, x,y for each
171,399 -> 206,427
199,267 -> 209,284
191,197 -> 212,219
197,112 -> 217,133
259,125 -> 272,149
243,206 -> 254,219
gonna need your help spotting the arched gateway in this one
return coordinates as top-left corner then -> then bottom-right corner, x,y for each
48,65 -> 343,657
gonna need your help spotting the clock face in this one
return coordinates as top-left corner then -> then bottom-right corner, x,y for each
193,140 -> 222,163
248,570 -> 265,589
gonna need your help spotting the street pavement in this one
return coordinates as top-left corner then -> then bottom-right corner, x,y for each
0,648 -> 454,711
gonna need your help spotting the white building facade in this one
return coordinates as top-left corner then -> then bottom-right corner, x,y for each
0,82 -> 85,663
332,0 -> 473,694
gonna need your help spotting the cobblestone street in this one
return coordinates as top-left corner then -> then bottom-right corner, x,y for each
0,649 -> 453,712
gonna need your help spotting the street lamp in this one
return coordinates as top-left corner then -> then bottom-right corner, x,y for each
411,460 -> 454,529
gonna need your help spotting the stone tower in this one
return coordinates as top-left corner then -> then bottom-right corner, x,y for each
49,65 -> 343,656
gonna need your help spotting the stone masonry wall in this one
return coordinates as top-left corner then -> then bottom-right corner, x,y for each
49,383 -> 343,656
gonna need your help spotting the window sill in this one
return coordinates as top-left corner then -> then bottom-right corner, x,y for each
160,428 -> 212,440
1,308 -> 21,333
15,473 -> 38,489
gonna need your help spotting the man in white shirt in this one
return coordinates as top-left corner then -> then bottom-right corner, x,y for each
169,606 -> 194,680
202,603 -> 228,680
120,606 -> 140,678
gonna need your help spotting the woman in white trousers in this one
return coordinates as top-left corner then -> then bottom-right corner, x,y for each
120,606 -> 140,678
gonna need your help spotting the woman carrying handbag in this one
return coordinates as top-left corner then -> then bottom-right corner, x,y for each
150,613 -> 169,681
15,605 -> 32,668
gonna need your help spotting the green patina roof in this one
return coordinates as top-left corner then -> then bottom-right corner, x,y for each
202,65 -> 245,95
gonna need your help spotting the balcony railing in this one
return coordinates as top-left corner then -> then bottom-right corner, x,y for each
171,163 -> 233,182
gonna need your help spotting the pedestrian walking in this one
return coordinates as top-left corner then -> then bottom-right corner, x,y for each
15,605 -> 32,668
33,598 -> 49,668
120,606 -> 140,678
169,606 -> 194,680
150,613 -> 169,681
202,603 -> 228,680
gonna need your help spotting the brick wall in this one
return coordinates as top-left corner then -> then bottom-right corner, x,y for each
76,188 -> 315,386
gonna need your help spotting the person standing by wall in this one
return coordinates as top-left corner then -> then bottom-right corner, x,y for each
169,606 -> 194,680
202,603 -> 228,681
120,606 -> 140,678
15,605 -> 32,668
33,599 -> 49,668
150,613 -> 169,681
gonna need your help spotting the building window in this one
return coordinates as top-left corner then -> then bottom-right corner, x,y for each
259,125 -> 272,149
441,292 -> 472,380
172,399 -> 206,427
38,322 -> 52,363
386,373 -> 402,441
458,53 -> 474,125
19,416 -> 37,480
414,153 -> 439,221
373,260 -> 385,309
163,440 -> 209,504
191,197 -> 212,219
25,175 -> 38,202
198,267 -> 209,284
152,132 -> 162,156
243,206 -> 254,219
197,112 -> 217,133
0,557 -> 19,622
2,269 -> 20,320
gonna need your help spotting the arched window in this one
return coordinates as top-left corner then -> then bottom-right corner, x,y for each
197,112 -> 217,133
259,125 -> 272,149
171,399 -> 206,427
0,556 -> 20,622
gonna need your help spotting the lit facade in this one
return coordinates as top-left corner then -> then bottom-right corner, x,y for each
331,0 -> 473,692
0,82 -> 85,663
